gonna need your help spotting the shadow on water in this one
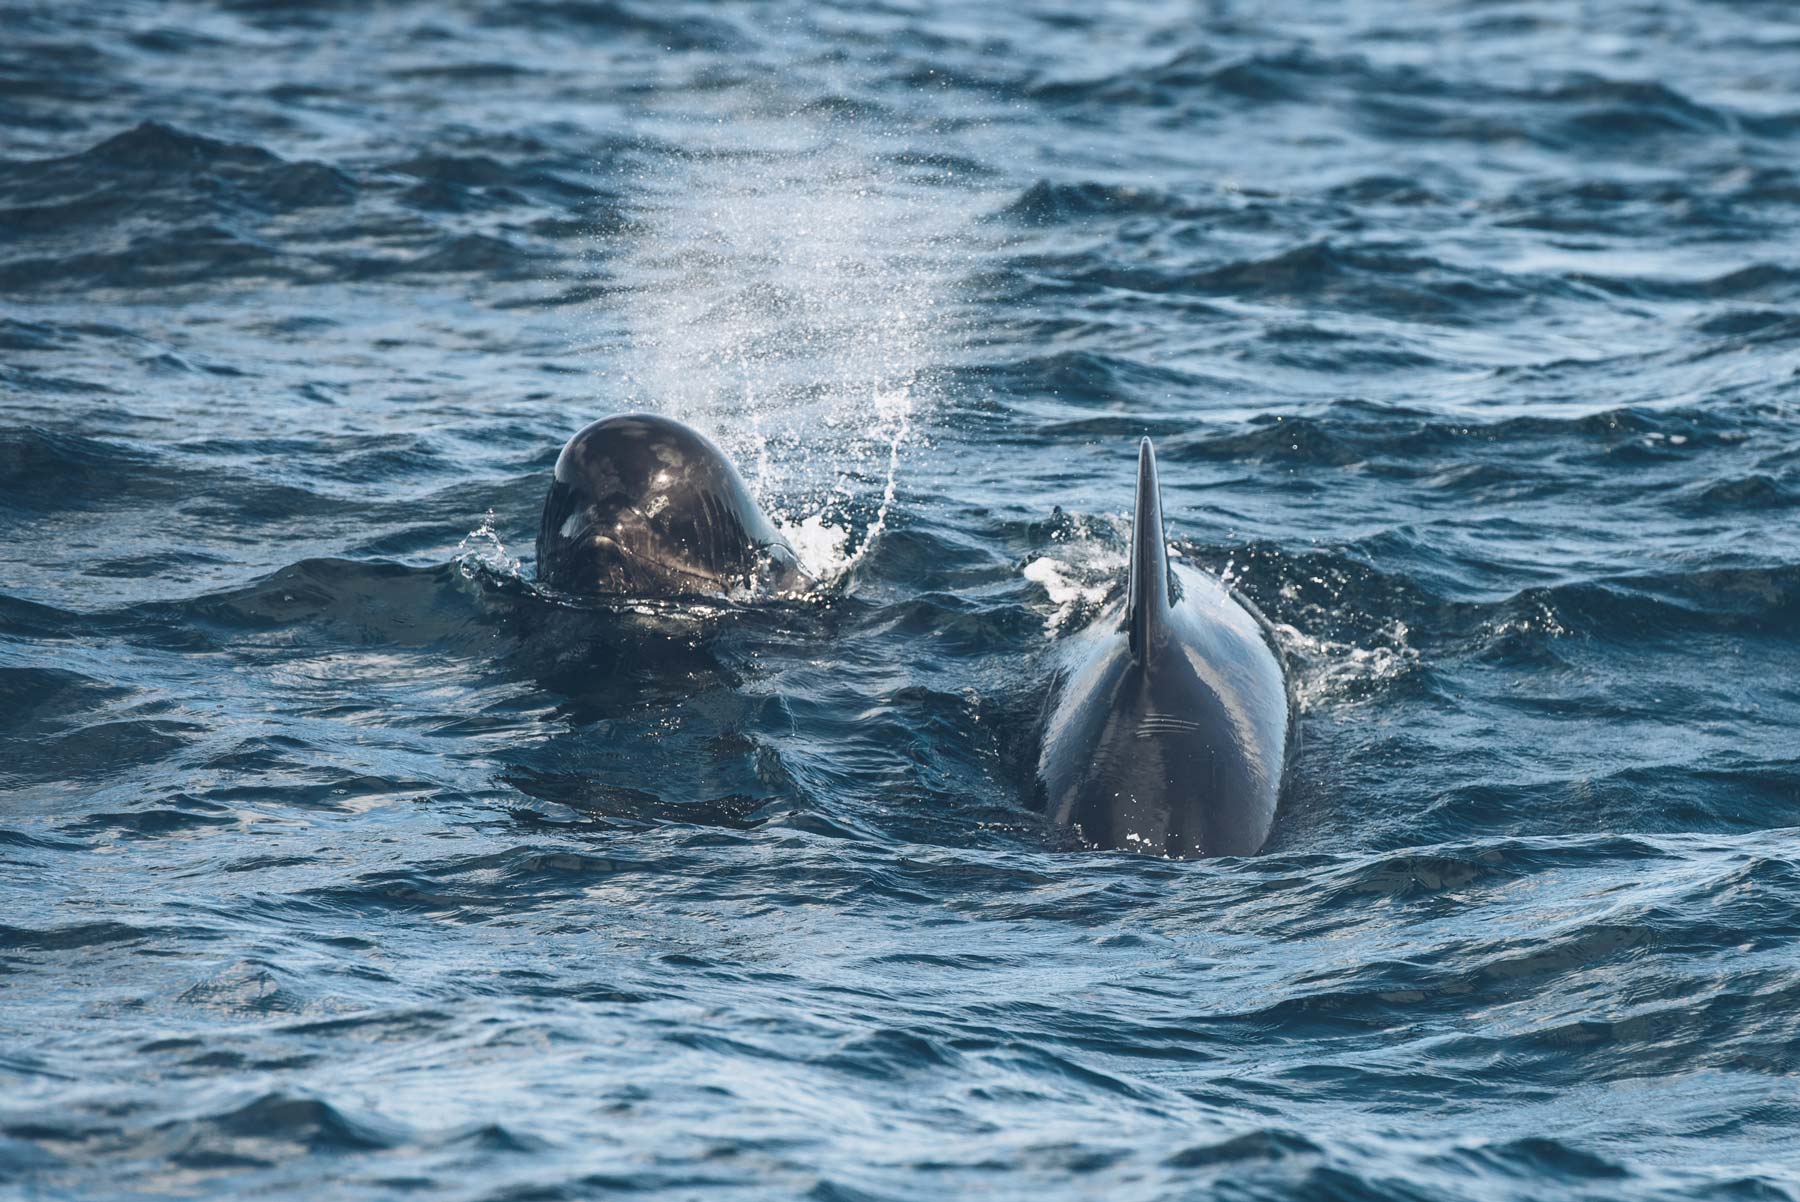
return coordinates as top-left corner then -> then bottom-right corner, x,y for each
495,583 -> 829,835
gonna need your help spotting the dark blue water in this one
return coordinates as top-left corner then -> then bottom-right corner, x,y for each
5,2 -> 1800,1198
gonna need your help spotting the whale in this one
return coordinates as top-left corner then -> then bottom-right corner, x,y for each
1036,438 -> 1291,858
537,413 -> 812,599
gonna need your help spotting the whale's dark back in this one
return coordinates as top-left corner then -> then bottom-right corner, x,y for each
1037,439 -> 1289,858
537,414 -> 807,599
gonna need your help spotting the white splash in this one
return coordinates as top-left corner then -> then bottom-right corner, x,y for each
1021,517 -> 1424,709
1274,617 -> 1420,712
456,509 -> 521,579
595,105 -> 976,589
1021,513 -> 1130,636
784,512 -> 852,573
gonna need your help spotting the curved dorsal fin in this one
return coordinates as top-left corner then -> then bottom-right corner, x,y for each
1127,437 -> 1174,661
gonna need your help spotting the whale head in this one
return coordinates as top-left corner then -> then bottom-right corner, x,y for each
536,413 -> 811,599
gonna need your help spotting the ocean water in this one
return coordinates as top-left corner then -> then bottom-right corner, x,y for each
5,1 -> 1800,1198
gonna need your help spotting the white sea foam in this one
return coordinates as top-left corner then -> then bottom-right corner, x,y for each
1022,555 -> 1114,637
1021,521 -> 1423,710
1275,618 -> 1420,712
1020,513 -> 1130,636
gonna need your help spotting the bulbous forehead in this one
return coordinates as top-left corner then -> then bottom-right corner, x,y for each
554,413 -> 730,491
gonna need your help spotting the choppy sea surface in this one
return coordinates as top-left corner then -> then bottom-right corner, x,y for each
5,1 -> 1800,1198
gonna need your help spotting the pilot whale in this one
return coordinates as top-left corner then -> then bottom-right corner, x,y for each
537,413 -> 812,599
1036,438 -> 1291,858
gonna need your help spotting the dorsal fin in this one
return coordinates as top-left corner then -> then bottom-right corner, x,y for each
1127,437 -> 1174,660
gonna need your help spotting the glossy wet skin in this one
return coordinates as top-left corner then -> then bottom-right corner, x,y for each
1038,566 -> 1291,857
1037,442 -> 1290,858
537,414 -> 810,599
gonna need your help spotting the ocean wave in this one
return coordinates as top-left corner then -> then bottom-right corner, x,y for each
0,121 -> 354,222
972,350 -> 1227,407
1003,240 -> 1551,323
1000,179 -> 1191,224
0,122 -> 586,293
156,557 -> 490,644
1158,401 -> 1777,470
0,920 -> 161,952
182,1090 -> 406,1153
0,427 -> 165,508
480,0 -> 747,50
